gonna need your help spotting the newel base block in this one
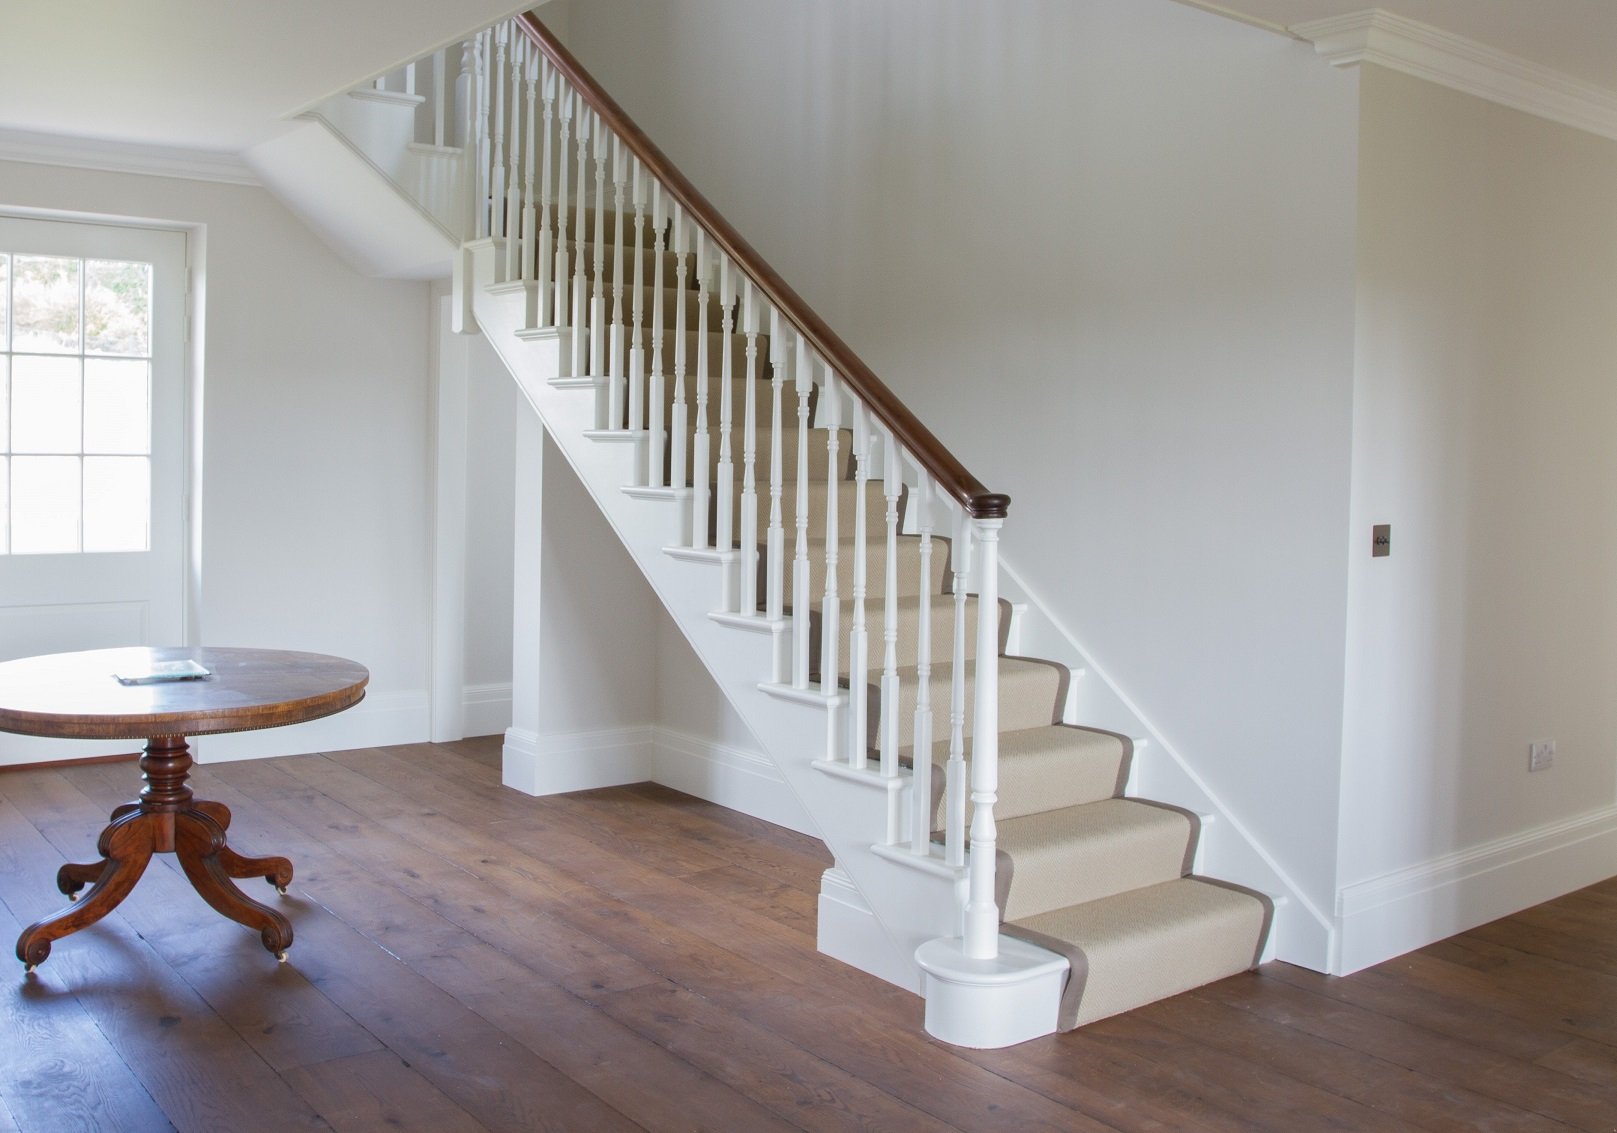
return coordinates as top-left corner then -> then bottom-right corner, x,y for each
915,935 -> 1068,1049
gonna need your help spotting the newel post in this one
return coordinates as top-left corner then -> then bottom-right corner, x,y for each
963,507 -> 1003,959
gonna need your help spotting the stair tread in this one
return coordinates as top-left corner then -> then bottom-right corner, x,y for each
997,798 -> 1194,919
1008,877 -> 1268,1027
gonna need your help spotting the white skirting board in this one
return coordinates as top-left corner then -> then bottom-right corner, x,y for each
501,724 -> 815,836
1333,803 -> 1617,974
463,682 -> 513,738
192,689 -> 431,762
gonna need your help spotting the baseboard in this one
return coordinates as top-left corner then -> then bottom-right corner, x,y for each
1334,803 -> 1617,974
193,689 -> 431,762
652,727 -> 816,837
502,725 -> 656,795
817,867 -> 919,993
463,682 -> 513,737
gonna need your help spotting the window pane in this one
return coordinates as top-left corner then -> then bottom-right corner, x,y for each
0,356 -> 8,455
85,260 -> 152,357
12,256 -> 80,354
83,456 -> 148,552
10,355 -> 81,454
0,455 -> 7,554
83,358 -> 150,454
10,455 -> 79,553
0,253 -> 9,350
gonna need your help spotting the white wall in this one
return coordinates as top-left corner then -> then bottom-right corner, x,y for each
0,159 -> 435,757
560,0 -> 1362,915
464,333 -> 517,692
1336,66 -> 1617,971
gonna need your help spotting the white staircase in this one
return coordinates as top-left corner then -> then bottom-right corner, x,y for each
250,11 -> 1334,1049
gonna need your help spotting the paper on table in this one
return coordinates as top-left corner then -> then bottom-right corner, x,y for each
113,659 -> 212,685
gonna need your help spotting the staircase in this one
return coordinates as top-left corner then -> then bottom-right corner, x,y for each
287,12 -> 1281,1048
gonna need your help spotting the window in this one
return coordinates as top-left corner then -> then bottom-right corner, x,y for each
1,250 -> 155,555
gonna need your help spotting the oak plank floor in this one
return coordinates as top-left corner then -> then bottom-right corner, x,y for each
0,738 -> 1611,1131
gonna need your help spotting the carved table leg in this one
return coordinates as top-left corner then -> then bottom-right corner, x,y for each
17,813 -> 156,970
16,733 -> 300,970
173,809 -> 294,960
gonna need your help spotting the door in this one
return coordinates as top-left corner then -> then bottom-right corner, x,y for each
0,216 -> 188,763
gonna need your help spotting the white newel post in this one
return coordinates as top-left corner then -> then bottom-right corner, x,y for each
964,513 -> 1001,960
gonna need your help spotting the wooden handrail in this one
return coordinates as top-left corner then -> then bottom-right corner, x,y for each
516,12 -> 1009,521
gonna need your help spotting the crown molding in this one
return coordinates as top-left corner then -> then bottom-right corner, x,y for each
0,128 -> 259,186
1293,8 -> 1617,144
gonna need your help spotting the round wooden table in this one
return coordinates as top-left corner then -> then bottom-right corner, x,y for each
0,646 -> 368,971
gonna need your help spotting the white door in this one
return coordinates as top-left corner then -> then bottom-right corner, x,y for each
0,216 -> 188,763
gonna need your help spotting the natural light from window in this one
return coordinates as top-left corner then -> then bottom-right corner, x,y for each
0,251 -> 154,555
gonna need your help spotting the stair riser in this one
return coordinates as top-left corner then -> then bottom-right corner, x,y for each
810,596 -> 1004,676
787,536 -> 950,601
865,658 -> 1065,752
999,803 -> 1195,921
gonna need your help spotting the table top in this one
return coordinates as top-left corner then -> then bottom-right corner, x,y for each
0,647 -> 369,741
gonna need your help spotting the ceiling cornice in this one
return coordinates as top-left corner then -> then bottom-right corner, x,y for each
1292,9 -> 1617,143
0,128 -> 259,186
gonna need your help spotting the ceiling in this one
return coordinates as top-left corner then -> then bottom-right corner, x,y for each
0,0 -> 525,152
1189,1 -> 1617,94
0,2 -> 1611,155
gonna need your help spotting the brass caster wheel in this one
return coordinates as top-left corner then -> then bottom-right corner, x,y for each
275,951 -> 288,964
23,964 -> 37,975
276,886 -> 288,896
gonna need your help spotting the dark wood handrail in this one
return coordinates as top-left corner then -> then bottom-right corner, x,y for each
516,12 -> 1008,521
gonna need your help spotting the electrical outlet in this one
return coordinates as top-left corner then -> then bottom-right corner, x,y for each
1529,740 -> 1556,773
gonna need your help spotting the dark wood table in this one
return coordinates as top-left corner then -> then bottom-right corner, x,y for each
0,646 -> 368,971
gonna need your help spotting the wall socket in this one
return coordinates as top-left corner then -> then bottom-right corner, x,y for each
1528,740 -> 1556,773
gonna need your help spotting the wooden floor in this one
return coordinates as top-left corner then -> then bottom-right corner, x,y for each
0,740 -> 1614,1131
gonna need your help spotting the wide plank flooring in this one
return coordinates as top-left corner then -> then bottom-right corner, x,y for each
0,737 -> 1613,1131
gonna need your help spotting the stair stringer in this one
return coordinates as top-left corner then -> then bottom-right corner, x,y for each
466,241 -> 990,996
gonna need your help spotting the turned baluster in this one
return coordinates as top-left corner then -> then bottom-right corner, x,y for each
648,181 -> 667,487
738,280 -> 761,615
945,509 -> 972,870
691,229 -> 712,550
848,403 -> 871,766
879,429 -> 902,781
670,204 -> 690,499
912,474 -> 935,854
791,336 -> 813,688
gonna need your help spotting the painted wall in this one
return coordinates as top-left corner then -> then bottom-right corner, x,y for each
559,0 -> 1362,914
0,159 -> 435,757
1336,66 -> 1617,970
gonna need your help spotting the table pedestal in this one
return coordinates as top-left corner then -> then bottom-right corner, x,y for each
16,735 -> 295,971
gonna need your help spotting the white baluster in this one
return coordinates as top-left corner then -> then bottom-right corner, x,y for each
537,62 -> 555,327
879,431 -> 902,781
590,111 -> 608,382
738,280 -> 761,615
432,48 -> 447,147
714,257 -> 736,567
570,93 -> 590,377
405,61 -> 417,97
456,38 -> 474,152
946,509 -> 971,870
765,310 -> 787,625
848,403 -> 870,767
473,32 -> 492,240
691,230 -> 712,550
490,25 -> 507,261
502,35 -> 522,283
628,158 -> 648,442
791,337 -> 813,688
608,137 -> 628,424
965,511 -> 1003,960
670,204 -> 689,501
820,373 -> 844,759
912,475 -> 935,855
520,47 -> 537,293
553,80 -> 571,329
648,182 -> 667,487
